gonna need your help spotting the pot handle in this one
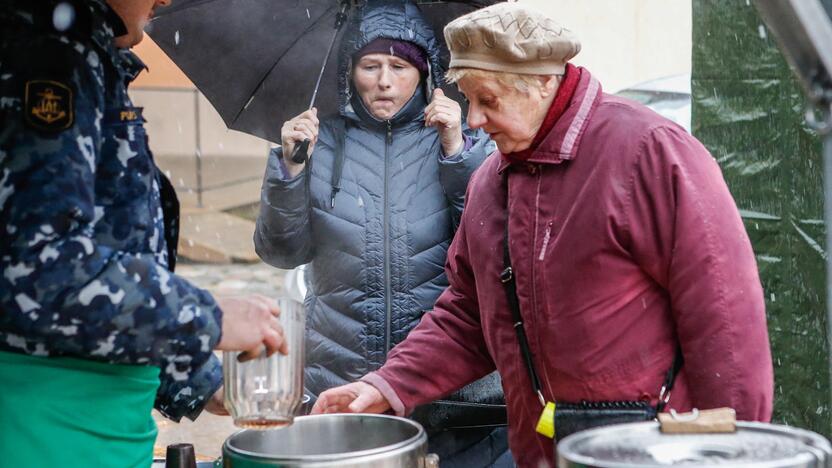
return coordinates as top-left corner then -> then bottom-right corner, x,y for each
424,453 -> 440,468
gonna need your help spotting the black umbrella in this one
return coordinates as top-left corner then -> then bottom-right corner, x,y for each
147,0 -> 495,145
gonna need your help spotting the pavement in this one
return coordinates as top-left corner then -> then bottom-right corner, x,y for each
153,261 -> 290,460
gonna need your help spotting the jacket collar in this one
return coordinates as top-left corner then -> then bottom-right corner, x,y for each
116,49 -> 149,84
497,67 -> 602,174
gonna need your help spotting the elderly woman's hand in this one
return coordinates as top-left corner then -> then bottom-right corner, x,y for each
280,108 -> 319,175
311,381 -> 391,415
425,88 -> 464,156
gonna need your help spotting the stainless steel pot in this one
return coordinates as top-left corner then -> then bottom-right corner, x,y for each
221,414 -> 438,468
557,421 -> 832,467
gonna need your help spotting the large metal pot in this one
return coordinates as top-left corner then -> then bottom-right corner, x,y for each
557,421 -> 832,467
222,414 -> 438,468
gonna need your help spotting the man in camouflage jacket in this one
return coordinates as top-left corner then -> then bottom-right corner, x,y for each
0,0 -> 286,430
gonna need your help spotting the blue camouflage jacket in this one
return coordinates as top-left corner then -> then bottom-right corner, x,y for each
0,1 -> 223,421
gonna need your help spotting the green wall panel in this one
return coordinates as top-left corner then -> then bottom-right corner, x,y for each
693,0 -> 831,436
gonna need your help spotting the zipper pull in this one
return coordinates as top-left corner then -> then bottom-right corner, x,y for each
386,120 -> 392,144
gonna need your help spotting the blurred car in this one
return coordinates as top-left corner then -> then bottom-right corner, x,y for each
615,73 -> 691,132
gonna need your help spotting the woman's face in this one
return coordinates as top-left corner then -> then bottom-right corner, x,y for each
353,53 -> 420,120
457,75 -> 553,154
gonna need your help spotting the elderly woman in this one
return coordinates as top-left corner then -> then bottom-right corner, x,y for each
311,3 -> 774,467
254,1 -> 511,466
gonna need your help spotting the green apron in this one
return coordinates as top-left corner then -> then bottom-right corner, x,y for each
0,351 -> 160,468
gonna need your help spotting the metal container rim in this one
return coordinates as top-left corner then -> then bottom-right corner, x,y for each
223,413 -> 427,462
556,420 -> 831,468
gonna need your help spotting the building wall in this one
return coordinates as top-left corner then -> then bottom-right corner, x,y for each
132,0 -> 692,159
523,0 -> 691,93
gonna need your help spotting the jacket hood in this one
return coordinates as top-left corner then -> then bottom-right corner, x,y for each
338,0 -> 444,120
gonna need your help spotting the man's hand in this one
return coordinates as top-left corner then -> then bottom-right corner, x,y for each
204,386 -> 229,416
280,108 -> 319,177
216,295 -> 288,360
424,88 -> 463,156
311,381 -> 391,414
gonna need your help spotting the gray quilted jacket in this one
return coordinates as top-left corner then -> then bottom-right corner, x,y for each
254,0 -> 502,419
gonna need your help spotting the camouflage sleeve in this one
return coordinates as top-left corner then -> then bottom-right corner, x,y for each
155,353 -> 222,422
0,36 -> 223,395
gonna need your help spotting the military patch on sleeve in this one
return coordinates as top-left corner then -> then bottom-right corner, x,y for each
24,80 -> 74,132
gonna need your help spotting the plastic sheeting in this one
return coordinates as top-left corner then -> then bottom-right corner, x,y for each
692,1 -> 831,436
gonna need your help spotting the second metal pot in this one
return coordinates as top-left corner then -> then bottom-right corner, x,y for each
557,420 -> 832,467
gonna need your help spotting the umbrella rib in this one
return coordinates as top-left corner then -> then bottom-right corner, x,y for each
230,4 -> 338,127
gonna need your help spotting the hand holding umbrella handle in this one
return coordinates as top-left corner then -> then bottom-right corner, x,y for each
290,139 -> 311,164
288,0 -> 348,167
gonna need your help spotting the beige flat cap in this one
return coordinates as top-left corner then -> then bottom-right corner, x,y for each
444,2 -> 581,75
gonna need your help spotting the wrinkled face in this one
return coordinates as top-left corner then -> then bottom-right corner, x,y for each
457,75 -> 553,154
107,0 -> 171,48
352,53 -> 420,120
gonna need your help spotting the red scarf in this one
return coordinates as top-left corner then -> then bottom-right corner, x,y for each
504,63 -> 581,163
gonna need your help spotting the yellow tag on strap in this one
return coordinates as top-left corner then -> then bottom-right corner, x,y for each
536,401 -> 556,438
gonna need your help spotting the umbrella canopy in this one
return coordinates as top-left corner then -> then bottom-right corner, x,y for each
148,0 -> 495,143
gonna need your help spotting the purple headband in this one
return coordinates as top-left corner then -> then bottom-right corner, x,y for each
354,38 -> 428,73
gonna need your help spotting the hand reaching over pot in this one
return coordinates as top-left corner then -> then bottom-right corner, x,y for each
311,381 -> 392,414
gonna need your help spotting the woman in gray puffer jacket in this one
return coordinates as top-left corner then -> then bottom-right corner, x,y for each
254,1 -> 510,466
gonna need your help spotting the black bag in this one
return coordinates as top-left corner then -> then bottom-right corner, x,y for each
411,371 -> 507,435
499,174 -> 683,443
553,400 -> 657,441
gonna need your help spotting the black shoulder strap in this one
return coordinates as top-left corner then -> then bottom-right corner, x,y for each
329,118 -> 347,208
501,189 -> 545,406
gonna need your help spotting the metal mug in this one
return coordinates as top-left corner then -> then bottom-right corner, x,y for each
223,297 -> 305,429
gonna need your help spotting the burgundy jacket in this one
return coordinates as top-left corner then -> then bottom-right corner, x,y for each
363,68 -> 774,467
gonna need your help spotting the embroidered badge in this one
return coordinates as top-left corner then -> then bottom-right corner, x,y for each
25,80 -> 74,131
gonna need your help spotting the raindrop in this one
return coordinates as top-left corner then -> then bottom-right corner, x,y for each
52,2 -> 76,32
178,178 -> 185,187
243,95 -> 255,110
177,121 -> 183,134
357,195 -> 364,207
770,293 -> 776,302
218,142 -> 224,150
408,29 -> 414,39
187,239 -> 195,247
306,8 -> 311,19
174,30 -> 180,45
757,24 -> 767,40
195,225 -> 201,233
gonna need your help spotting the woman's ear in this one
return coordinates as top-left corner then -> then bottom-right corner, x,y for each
538,74 -> 561,98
